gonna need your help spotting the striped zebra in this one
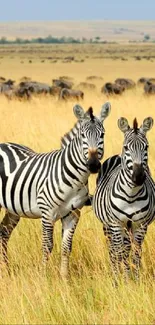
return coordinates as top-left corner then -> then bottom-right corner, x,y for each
93,116 -> 155,280
0,102 -> 111,277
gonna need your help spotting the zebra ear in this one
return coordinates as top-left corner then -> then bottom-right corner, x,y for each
99,102 -> 111,122
73,105 -> 85,120
140,117 -> 154,134
118,117 -> 130,133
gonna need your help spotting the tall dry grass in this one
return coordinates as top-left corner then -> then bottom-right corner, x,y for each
0,58 -> 155,324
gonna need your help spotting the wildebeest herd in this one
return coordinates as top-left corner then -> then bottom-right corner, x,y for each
0,76 -> 155,101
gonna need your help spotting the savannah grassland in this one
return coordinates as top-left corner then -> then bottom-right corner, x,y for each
1,42 -> 155,325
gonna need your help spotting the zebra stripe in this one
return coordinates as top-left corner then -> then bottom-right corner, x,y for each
93,116 -> 155,280
0,102 -> 111,277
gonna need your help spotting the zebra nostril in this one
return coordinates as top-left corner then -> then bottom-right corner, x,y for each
132,163 -> 146,186
87,158 -> 101,174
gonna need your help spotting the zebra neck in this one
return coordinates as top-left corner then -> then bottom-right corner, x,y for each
117,169 -> 144,196
62,133 -> 89,179
61,121 -> 81,148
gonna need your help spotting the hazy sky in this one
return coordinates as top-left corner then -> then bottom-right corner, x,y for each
0,0 -> 155,20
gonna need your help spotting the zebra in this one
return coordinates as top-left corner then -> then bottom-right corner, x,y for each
93,116 -> 155,280
0,102 -> 111,278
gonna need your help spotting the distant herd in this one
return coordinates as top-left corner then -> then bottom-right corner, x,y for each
0,76 -> 155,101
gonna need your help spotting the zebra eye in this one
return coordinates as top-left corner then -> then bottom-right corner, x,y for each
124,145 -> 128,150
101,132 -> 104,138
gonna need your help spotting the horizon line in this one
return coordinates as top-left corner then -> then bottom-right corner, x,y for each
0,19 -> 154,22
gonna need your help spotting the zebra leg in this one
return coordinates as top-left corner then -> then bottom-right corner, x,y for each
105,224 -> 124,279
132,224 -> 147,281
123,229 -> 132,278
0,211 -> 20,265
41,215 -> 54,264
61,209 -> 80,278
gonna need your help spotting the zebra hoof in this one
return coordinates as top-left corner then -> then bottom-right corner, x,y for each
60,268 -> 70,280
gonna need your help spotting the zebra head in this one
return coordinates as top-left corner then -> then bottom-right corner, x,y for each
73,102 -> 111,173
118,116 -> 154,186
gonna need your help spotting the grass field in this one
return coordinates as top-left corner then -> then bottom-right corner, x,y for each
0,44 -> 155,324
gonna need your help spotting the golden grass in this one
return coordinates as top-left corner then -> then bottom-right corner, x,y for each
0,56 -> 155,324
0,42 -> 155,62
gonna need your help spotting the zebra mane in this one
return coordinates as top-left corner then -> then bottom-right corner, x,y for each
61,108 -> 95,148
87,107 -> 95,123
133,118 -> 138,134
61,121 -> 81,148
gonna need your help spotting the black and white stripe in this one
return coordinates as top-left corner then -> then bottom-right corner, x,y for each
93,116 -> 155,280
0,102 -> 111,277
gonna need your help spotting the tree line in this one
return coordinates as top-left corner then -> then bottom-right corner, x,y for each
0,35 -> 110,45
0,34 -> 153,45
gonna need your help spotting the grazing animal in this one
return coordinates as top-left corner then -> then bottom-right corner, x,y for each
15,87 -> 32,100
5,87 -> 32,100
144,81 -> 155,94
59,88 -> 84,101
0,102 -> 111,278
93,117 -> 155,281
101,82 -> 125,95
59,76 -> 73,81
52,79 -> 73,89
86,76 -> 103,81
0,79 -> 15,94
21,81 -> 52,94
50,86 -> 62,96
0,77 -> 6,82
20,76 -> 31,82
115,78 -> 136,89
137,77 -> 155,85
18,81 -> 60,97
77,82 -> 96,90
5,81 -> 68,100
5,82 -> 33,100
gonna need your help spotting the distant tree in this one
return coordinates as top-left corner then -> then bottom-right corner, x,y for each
36,37 -> 44,43
0,37 -> 7,44
82,37 -> 87,43
143,34 -> 151,41
15,38 -> 22,44
95,36 -> 101,42
0,34 -> 112,45
59,36 -> 66,43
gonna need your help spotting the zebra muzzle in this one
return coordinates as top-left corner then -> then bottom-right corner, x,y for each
87,151 -> 101,173
132,163 -> 146,186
